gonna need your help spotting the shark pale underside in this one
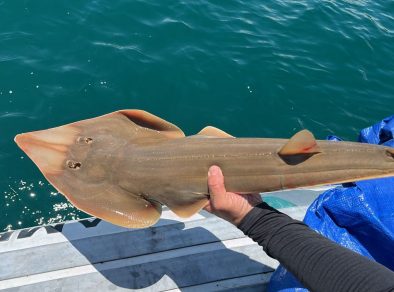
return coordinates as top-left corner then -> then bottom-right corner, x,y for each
15,110 -> 394,228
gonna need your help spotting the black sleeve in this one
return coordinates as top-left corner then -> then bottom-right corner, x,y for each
238,202 -> 394,292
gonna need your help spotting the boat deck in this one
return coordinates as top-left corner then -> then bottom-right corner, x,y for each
0,189 -> 324,291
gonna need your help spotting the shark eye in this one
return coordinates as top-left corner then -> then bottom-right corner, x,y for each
77,137 -> 93,144
67,160 -> 82,169
84,137 -> 93,144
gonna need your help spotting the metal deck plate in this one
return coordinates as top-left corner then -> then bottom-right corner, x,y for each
0,189 -> 320,291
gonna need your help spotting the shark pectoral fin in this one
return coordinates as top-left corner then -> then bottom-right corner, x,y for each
188,126 -> 234,139
166,197 -> 209,218
79,189 -> 162,228
119,110 -> 185,139
55,183 -> 162,228
279,129 -> 321,156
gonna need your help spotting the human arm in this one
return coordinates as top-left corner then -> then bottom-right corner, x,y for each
204,165 -> 394,292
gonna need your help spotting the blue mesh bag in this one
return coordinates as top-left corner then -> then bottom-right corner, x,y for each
269,116 -> 394,292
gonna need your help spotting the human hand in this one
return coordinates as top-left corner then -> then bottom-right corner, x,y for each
204,165 -> 263,226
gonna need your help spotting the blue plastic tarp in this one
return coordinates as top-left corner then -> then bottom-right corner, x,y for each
269,116 -> 394,292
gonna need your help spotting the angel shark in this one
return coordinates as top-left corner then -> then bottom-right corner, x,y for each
14,110 -> 394,228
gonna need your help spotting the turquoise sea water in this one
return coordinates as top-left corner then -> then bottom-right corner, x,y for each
1,1 -> 393,231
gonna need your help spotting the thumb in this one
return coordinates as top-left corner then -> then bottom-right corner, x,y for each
208,165 -> 227,199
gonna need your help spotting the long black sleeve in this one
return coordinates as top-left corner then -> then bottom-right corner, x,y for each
238,202 -> 394,292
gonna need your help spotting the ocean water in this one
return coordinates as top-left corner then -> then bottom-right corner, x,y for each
0,0 -> 393,231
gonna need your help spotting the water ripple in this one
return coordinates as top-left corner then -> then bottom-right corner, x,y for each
0,111 -> 37,119
0,0 -> 393,230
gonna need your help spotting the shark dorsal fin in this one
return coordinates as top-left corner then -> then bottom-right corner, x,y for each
197,126 -> 234,138
279,129 -> 320,156
119,110 -> 185,138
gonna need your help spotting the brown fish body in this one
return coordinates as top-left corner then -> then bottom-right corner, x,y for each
15,110 -> 394,228
119,138 -> 394,209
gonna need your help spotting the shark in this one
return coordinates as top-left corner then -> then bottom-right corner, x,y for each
14,110 -> 394,228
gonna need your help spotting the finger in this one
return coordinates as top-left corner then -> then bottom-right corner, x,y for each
208,165 -> 227,197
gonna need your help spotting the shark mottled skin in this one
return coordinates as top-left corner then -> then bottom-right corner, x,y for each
14,110 -> 394,228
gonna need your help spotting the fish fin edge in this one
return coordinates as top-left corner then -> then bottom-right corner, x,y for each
166,197 -> 209,218
279,129 -> 321,156
46,177 -> 162,228
188,126 -> 234,138
118,109 -> 185,139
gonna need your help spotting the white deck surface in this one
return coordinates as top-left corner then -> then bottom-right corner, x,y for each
0,189 -> 325,291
